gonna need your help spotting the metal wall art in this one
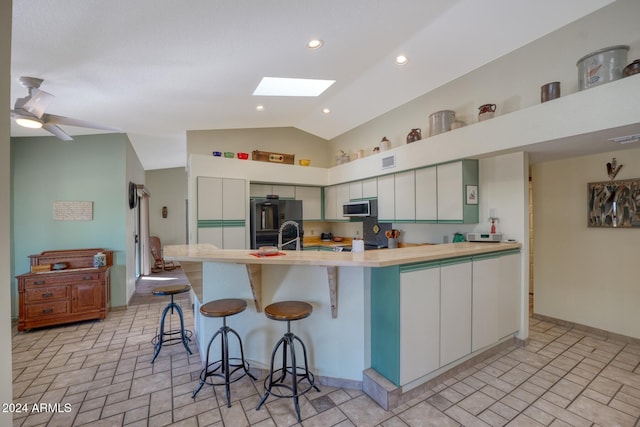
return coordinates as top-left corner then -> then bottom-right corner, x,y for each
588,178 -> 640,227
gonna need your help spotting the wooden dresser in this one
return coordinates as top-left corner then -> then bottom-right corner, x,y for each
17,248 -> 113,331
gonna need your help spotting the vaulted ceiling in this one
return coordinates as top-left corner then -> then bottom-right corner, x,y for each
10,0 -> 613,169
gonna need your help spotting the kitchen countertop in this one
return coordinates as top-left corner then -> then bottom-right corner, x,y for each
164,241 -> 521,268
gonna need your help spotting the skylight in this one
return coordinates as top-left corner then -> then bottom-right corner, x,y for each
253,77 -> 335,97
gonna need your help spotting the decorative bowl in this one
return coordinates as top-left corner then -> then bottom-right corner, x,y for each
212,151 -> 222,157
224,152 -> 234,158
237,152 -> 249,160
299,159 -> 311,166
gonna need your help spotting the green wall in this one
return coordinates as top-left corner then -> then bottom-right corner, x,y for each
11,133 -> 131,315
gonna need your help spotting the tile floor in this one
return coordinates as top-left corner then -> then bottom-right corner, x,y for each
11,276 -> 640,426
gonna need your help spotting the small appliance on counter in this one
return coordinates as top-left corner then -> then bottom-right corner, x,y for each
466,232 -> 503,243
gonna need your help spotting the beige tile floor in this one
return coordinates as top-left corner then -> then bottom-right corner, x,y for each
12,280 -> 640,426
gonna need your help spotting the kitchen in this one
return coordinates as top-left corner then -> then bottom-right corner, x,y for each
6,1 -> 640,424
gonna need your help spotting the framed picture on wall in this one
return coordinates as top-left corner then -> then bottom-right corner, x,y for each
466,185 -> 478,205
588,178 -> 640,227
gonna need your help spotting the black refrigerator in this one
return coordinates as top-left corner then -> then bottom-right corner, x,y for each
250,198 -> 303,250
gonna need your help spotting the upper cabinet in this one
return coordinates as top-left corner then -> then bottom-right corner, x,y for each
295,186 -> 322,221
197,177 -> 246,249
437,160 -> 478,223
250,183 -> 295,199
415,166 -> 437,222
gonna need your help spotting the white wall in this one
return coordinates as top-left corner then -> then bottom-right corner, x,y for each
532,146 -> 640,338
146,167 -> 188,245
0,0 -> 13,421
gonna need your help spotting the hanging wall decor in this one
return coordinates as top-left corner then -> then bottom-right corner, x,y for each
587,178 -> 640,227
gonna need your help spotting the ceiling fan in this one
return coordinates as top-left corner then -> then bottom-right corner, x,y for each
10,76 -> 119,141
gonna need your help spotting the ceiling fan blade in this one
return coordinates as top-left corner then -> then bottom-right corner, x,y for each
22,89 -> 55,118
43,123 -> 73,141
45,114 -> 120,131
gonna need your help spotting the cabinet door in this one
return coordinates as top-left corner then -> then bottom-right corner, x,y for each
415,167 -> 437,221
272,185 -> 296,199
197,177 -> 222,220
472,255 -> 500,352
349,181 -> 363,200
440,259 -> 472,366
336,183 -> 350,219
295,186 -> 322,221
400,266 -> 440,384
499,252 -> 521,338
72,282 -> 102,313
198,227 -> 223,248
250,183 -> 272,198
437,162 -> 463,221
223,226 -> 247,249
394,170 -> 415,221
222,178 -> 246,220
323,185 -> 337,220
377,174 -> 395,221
362,178 -> 377,199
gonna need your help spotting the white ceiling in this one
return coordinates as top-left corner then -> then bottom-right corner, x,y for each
10,0 -> 614,170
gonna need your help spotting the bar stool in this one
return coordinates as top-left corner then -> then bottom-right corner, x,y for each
256,301 -> 320,422
150,284 -> 192,363
192,298 -> 256,407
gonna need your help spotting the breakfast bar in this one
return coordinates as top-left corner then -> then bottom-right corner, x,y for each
164,241 -> 523,409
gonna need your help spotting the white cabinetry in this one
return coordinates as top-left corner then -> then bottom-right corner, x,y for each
362,178 -> 377,199
349,182 -> 363,200
376,174 -> 395,221
250,183 -> 295,199
295,186 -> 322,221
336,184 -> 350,219
323,185 -> 337,221
197,177 -> 246,249
499,252 -> 522,338
437,160 -> 479,223
440,258 -> 472,366
394,170 -> 415,221
415,166 -> 438,222
399,265 -> 440,384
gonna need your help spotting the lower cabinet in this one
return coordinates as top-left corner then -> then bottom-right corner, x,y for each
18,268 -> 111,331
371,249 -> 520,387
197,224 -> 246,249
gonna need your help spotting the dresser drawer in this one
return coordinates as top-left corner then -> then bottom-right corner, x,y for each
25,301 -> 70,319
25,286 -> 69,303
22,271 -> 104,287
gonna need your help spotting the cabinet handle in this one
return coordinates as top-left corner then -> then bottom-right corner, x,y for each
42,292 -> 53,298
34,280 -> 45,285
42,308 -> 53,314
83,276 -> 93,280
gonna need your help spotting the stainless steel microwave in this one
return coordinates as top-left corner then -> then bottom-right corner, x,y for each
342,200 -> 377,217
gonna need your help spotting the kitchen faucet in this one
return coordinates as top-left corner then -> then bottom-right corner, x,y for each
278,220 -> 300,251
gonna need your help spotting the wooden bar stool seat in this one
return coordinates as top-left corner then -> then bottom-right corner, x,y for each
192,298 -> 256,407
256,301 -> 319,422
151,284 -> 193,363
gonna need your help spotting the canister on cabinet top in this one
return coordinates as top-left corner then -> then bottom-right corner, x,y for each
576,45 -> 629,90
428,110 -> 455,136
93,252 -> 106,267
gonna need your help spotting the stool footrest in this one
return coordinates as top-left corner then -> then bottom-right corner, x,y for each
260,367 -> 317,399
197,358 -> 256,387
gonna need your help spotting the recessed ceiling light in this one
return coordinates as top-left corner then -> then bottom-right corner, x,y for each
394,55 -> 408,65
307,39 -> 323,49
322,108 -> 331,114
256,105 -> 265,111
253,77 -> 335,97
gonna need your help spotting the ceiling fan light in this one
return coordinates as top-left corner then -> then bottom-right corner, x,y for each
15,115 -> 43,128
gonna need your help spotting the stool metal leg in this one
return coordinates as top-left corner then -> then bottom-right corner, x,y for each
151,296 -> 192,363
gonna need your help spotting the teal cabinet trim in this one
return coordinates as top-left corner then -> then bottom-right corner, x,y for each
371,265 -> 401,386
472,248 -> 520,261
399,260 -> 440,273
439,256 -> 473,267
436,219 -> 464,224
415,219 -> 439,224
197,219 -> 245,228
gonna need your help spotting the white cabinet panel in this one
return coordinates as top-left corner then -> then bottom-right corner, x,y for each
250,183 -> 272,198
400,267 -> 440,384
394,170 -> 415,221
415,167 -> 437,221
222,178 -> 246,220
222,227 -> 247,249
272,185 -> 295,198
336,183 -> 350,219
324,185 -> 337,220
437,162 -> 463,221
197,227 -> 223,248
349,182 -> 363,200
295,186 -> 322,221
362,178 -> 377,199
377,174 -> 395,221
440,260 -> 472,366
197,177 -> 222,220
499,253 -> 521,338
472,256 -> 500,352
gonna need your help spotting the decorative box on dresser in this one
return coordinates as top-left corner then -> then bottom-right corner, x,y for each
17,248 -> 113,331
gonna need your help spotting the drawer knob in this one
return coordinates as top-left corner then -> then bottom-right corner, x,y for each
83,276 -> 93,280
42,308 -> 54,314
42,292 -> 53,298
34,280 -> 45,285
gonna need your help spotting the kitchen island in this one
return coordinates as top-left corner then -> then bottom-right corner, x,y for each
164,241 -> 523,409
